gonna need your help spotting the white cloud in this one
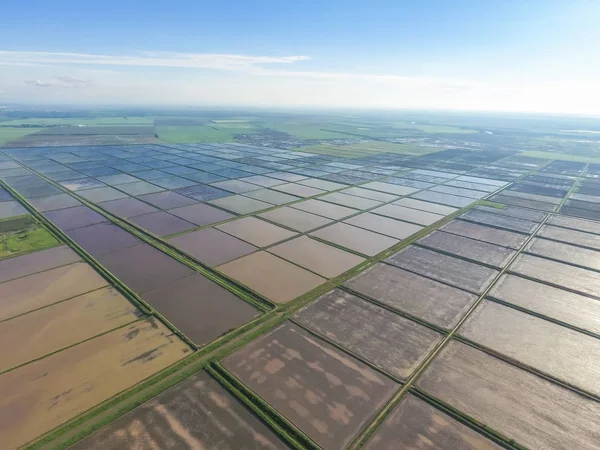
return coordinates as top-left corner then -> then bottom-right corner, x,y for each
24,76 -> 91,88
1,49 -> 599,115
0,50 -> 310,71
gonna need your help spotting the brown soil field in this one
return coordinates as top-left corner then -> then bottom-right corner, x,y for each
0,287 -> 141,372
344,213 -> 423,240
417,231 -> 516,268
223,323 -> 398,450
460,210 -> 538,234
294,290 -> 442,379
95,243 -> 194,294
311,222 -> 399,256
0,245 -> 81,284
291,199 -> 358,220
269,236 -> 365,278
0,318 -> 191,449
141,273 -> 259,346
488,274 -> 600,334
371,204 -> 444,226
218,251 -> 325,304
525,237 -> 600,271
417,341 -> 600,449
510,253 -> 600,297
440,220 -> 528,249
69,371 -> 285,450
320,192 -> 382,210
460,300 -> 600,396
0,262 -> 108,321
365,394 -> 502,450
345,263 -> 477,329
394,198 -> 457,215
216,217 -> 297,247
538,224 -> 600,250
259,206 -> 332,232
548,215 -> 600,234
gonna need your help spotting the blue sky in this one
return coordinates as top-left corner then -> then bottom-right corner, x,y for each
1,0 -> 599,114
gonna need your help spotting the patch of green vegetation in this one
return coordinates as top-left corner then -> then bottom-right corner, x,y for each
298,141 -> 441,158
0,216 -> 60,259
264,122 -> 347,139
0,127 -> 42,144
521,150 -> 600,164
322,121 -> 477,139
1,117 -> 153,127
156,125 -> 260,143
211,118 -> 255,124
391,121 -> 478,134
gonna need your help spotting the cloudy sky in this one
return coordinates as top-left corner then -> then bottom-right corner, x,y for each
1,0 -> 599,114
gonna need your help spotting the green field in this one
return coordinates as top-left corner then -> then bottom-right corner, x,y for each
156,125 -> 260,143
263,122 -> 348,139
391,122 -> 478,134
322,121 -> 477,139
0,127 -> 42,145
211,119 -> 255,124
0,216 -> 60,260
297,141 -> 441,158
521,151 -> 600,164
0,117 -> 154,127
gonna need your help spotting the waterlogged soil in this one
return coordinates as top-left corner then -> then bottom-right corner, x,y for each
0,318 -> 191,450
295,290 -> 442,379
417,341 -> 600,450
0,287 -> 140,372
223,323 -> 398,450
345,263 -> 477,329
0,245 -> 81,283
365,394 -> 502,450
69,371 -> 285,450
460,300 -> 600,396
0,262 -> 108,320
141,273 -> 259,346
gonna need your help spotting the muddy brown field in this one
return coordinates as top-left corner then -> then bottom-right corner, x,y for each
0,287 -> 141,372
416,341 -> 600,449
0,262 -> 109,320
70,371 -> 285,450
345,263 -> 477,329
294,290 -> 442,379
459,300 -> 600,396
0,318 -> 191,449
365,394 -> 501,450
223,323 -> 398,450
488,274 -> 600,334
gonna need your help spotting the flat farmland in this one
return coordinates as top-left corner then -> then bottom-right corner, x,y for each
0,287 -> 141,372
0,262 -> 108,320
459,300 -> 600,396
365,394 -> 501,450
223,323 -> 398,450
294,289 -> 442,379
0,245 -> 81,284
345,263 -> 477,329
0,318 -> 191,449
416,341 -> 600,449
70,371 -> 285,450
